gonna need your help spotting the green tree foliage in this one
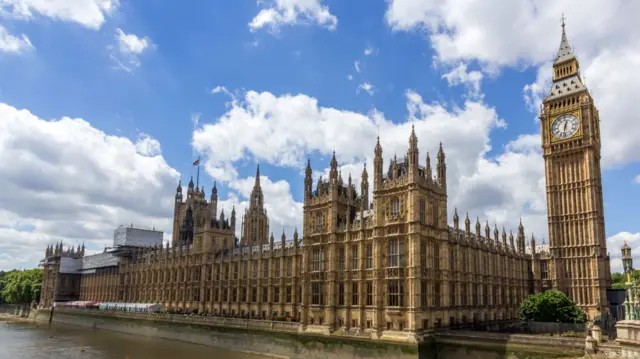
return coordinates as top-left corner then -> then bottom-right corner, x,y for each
0,271 -> 5,304
519,290 -> 587,324
611,271 -> 640,290
0,269 -> 44,304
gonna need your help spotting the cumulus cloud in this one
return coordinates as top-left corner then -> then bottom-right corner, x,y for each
0,24 -> 33,53
135,133 -> 162,157
193,87 -> 549,245
109,28 -> 153,72
385,0 -> 640,254
0,0 -> 119,30
441,62 -> 483,99
0,103 -> 179,270
385,0 -> 640,169
354,60 -> 361,73
249,0 -> 337,33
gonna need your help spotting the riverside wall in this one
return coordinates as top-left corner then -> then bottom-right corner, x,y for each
34,309 -> 587,359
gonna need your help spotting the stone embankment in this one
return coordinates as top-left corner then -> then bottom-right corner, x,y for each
34,308 -> 597,359
0,304 -> 34,319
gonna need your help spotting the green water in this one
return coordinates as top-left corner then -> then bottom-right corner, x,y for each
0,319 -> 270,359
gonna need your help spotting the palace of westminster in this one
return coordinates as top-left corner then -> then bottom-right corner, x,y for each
40,24 -> 613,341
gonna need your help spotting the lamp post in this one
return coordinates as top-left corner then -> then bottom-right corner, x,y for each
622,241 -> 633,285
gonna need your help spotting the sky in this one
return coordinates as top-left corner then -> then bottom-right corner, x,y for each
0,0 -> 639,273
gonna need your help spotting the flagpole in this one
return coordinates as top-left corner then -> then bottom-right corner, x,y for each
196,156 -> 201,188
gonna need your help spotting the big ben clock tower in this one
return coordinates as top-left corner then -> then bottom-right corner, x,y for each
540,19 -> 612,319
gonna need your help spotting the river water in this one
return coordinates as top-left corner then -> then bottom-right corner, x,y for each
0,318 -> 271,359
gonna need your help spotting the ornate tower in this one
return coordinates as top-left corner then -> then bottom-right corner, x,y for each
172,180 -> 183,246
540,20 -> 611,318
304,159 -> 313,199
241,165 -> 269,246
622,242 -> 633,284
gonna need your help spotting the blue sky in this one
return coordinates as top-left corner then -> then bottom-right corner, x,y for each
0,0 -> 639,272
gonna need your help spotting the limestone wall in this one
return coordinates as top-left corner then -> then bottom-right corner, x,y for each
36,309 -> 588,359
36,309 -> 423,359
615,320 -> 640,358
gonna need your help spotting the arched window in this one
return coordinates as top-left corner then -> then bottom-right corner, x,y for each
312,248 -> 325,272
390,197 -> 400,217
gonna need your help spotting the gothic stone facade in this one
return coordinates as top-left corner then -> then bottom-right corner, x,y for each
40,134 -> 536,343
538,22 -> 612,319
300,132 -> 531,341
39,25 -> 612,342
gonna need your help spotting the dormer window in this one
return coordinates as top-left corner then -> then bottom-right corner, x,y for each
254,194 -> 260,207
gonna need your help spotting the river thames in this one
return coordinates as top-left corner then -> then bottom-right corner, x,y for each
0,318 -> 271,359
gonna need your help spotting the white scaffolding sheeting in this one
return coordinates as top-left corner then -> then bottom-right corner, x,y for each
113,225 -> 164,247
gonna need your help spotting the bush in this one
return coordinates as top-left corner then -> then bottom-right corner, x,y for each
519,290 -> 586,324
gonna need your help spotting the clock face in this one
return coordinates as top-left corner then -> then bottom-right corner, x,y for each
551,114 -> 579,139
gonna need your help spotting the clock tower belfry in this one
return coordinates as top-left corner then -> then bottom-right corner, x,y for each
540,19 -> 612,319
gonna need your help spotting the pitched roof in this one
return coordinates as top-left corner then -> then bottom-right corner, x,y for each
545,74 -> 586,101
554,24 -> 576,65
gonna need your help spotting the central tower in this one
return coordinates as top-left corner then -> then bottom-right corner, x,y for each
540,20 -> 611,318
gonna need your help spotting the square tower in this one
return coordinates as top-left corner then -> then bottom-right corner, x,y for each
540,20 -> 611,319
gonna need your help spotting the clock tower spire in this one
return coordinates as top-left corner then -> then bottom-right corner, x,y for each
540,18 -> 611,319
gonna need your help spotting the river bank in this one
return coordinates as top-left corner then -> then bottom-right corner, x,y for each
30,308 -> 589,359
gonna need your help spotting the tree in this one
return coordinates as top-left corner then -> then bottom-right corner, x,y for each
0,271 -> 5,304
611,271 -> 640,290
0,269 -> 44,304
519,290 -> 587,324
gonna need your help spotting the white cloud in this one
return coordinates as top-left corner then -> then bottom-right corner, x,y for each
0,24 -> 33,53
354,60 -> 361,73
364,45 -> 376,56
385,0 -> 640,169
0,0 -> 119,30
109,28 -> 153,72
193,88 -> 550,243
522,63 -> 551,113
115,28 -> 150,55
211,85 -> 235,99
634,175 -> 640,184
249,0 -> 337,33
607,232 -> 640,273
356,82 -> 375,96
0,102 -> 179,269
347,75 -> 353,81
385,0 -> 639,67
135,133 -> 162,157
385,0 -> 640,273
441,62 -> 483,99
